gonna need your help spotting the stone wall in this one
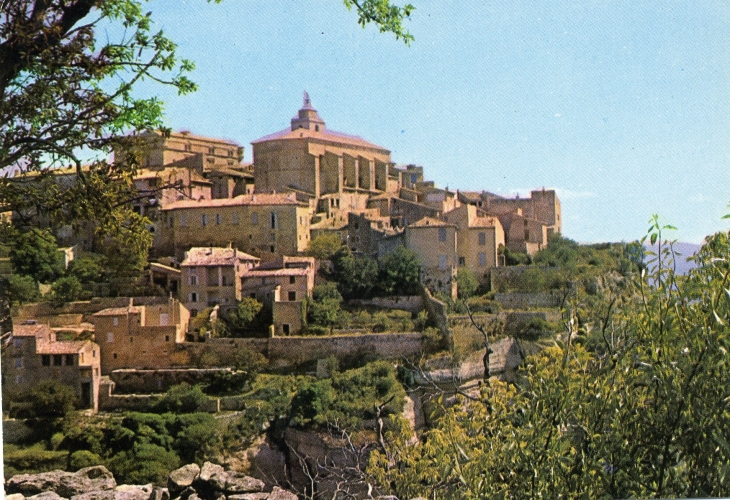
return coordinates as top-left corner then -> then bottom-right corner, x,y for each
347,295 -> 423,313
494,292 -> 563,309
109,368 -> 233,394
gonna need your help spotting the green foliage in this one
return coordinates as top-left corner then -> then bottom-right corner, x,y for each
224,297 -> 264,335
330,246 -> 379,299
290,361 -> 405,431
7,274 -> 40,304
455,267 -> 479,299
66,254 -> 105,284
313,281 -> 343,302
108,443 -> 180,486
3,443 -> 68,477
513,317 -> 553,341
152,383 -> 207,413
9,229 -> 64,283
305,232 -> 343,260
500,244 -> 532,266
343,0 -> 415,44
377,245 -> 421,296
26,381 -> 78,418
172,413 -> 221,464
69,450 -> 103,471
370,224 -> 730,499
205,351 -> 267,395
307,282 -> 348,330
50,275 -> 85,305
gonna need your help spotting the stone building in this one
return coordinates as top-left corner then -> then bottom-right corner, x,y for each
252,93 -> 392,224
91,299 -> 189,375
405,217 -> 459,298
443,204 -> 505,283
3,323 -> 102,412
157,192 -> 312,260
179,246 -> 260,317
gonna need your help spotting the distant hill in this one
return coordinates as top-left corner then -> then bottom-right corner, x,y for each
645,241 -> 701,276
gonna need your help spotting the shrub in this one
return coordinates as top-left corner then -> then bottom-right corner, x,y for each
372,311 -> 394,332
153,383 -> 207,413
26,381 -> 78,418
69,450 -> 102,471
3,443 -> 68,476
50,275 -> 85,305
7,274 -> 40,304
108,443 -> 180,486
514,317 -> 553,341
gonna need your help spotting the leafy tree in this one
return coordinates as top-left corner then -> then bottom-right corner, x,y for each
6,274 -> 40,304
377,245 -> 421,296
50,275 -> 84,305
26,380 -> 78,418
172,413 -> 221,464
108,442 -> 180,486
455,267 -> 478,299
152,383 -> 207,414
305,232 -> 343,261
330,246 -> 379,299
9,228 -> 64,283
224,297 -> 264,335
312,281 -> 343,302
66,254 -> 105,284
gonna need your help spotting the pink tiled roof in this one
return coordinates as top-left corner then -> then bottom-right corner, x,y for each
252,127 -> 389,153
13,324 -> 50,337
409,217 -> 456,228
161,192 -> 306,210
36,340 -> 92,355
93,306 -> 143,317
242,268 -> 309,278
182,247 -> 260,267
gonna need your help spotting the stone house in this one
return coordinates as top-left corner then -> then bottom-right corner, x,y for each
443,204 -> 506,283
91,299 -> 190,375
157,192 -> 312,261
3,323 -> 102,412
405,217 -> 459,298
240,256 -> 316,335
179,246 -> 260,317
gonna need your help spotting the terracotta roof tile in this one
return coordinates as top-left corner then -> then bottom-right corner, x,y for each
36,340 -> 92,355
93,306 -> 143,317
161,193 -> 306,210
182,247 -> 260,267
252,127 -> 389,154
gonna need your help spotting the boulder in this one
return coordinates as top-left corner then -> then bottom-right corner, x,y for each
196,462 -> 227,492
167,464 -> 200,498
268,486 -> 298,500
6,494 -> 25,500
223,473 -> 266,494
71,484 -> 163,500
28,493 -> 66,500
226,494 -> 269,500
6,466 -> 116,498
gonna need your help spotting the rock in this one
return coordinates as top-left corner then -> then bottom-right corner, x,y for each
268,486 -> 298,500
6,494 -> 26,500
7,466 -> 116,498
196,462 -> 227,491
223,473 -> 266,494
28,493 -> 66,500
149,487 -> 170,500
177,486 -> 197,500
167,464 -> 200,498
226,493 -> 269,500
72,484 -> 161,500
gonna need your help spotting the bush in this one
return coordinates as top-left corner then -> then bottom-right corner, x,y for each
153,383 -> 207,413
3,443 -> 68,476
26,381 -> 78,418
108,443 -> 180,486
50,275 -> 85,305
372,311 -> 394,332
69,450 -> 102,470
514,317 -> 553,341
7,274 -> 39,304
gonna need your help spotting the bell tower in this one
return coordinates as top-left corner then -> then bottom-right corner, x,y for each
291,91 -> 326,132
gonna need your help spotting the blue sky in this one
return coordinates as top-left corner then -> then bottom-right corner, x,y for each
134,0 -> 730,244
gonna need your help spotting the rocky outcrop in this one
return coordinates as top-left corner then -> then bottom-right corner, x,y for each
4,463 -> 295,500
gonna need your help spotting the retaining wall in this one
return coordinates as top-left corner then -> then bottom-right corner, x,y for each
347,295 -> 423,313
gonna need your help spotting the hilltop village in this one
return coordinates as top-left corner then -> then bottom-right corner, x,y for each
2,93 -> 561,415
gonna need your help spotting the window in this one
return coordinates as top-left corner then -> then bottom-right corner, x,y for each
270,211 -> 278,229
270,232 -> 276,241
168,216 -> 174,228
190,309 -> 198,317
282,324 -> 291,335
15,358 -> 22,368
459,256 -> 466,266
270,245 -> 275,253
289,276 -> 296,284
130,337 -> 133,343
438,228 -> 447,242
201,214 -> 208,226
113,353 -> 118,359
438,255 -> 448,270
107,333 -> 114,343
478,252 -> 487,267
65,354 -> 74,365
232,213 -> 239,224
215,213 -> 222,225
93,350 -> 96,358
250,293 -> 256,299
190,292 -> 198,303
478,232 -> 486,246
113,317 -> 118,326
288,291 -> 297,301
53,355 -> 63,366
208,147 -> 215,154
189,275 -> 198,286
252,212 -> 258,225
42,354 -> 51,366
180,214 -> 186,226
165,335 -> 170,342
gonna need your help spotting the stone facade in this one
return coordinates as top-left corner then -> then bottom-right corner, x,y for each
2,323 -> 102,411
91,298 -> 189,375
